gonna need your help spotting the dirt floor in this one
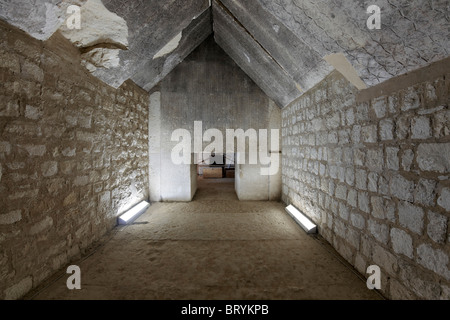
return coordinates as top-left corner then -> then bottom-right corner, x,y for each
29,178 -> 383,300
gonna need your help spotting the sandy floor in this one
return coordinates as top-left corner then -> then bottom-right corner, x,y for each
29,178 -> 382,300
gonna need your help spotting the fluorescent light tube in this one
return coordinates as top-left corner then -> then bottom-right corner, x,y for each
285,204 -> 317,234
118,201 -> 150,225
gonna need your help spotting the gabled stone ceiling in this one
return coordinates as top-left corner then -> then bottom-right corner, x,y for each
1,0 -> 449,108
213,0 -> 450,107
96,0 -> 212,90
0,0 -> 212,92
0,0 -> 87,40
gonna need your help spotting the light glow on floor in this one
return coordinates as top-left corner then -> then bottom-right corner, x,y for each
118,201 -> 150,225
285,204 -> 317,234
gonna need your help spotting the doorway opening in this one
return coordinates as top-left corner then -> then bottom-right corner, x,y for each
197,153 -> 235,180
195,153 -> 237,201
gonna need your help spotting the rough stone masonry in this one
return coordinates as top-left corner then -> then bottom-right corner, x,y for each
282,59 -> 450,299
0,21 -> 149,299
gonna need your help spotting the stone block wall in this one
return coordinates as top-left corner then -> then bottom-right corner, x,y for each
0,21 -> 149,299
281,61 -> 450,299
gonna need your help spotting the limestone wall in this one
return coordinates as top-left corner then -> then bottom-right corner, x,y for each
0,21 -> 149,299
281,59 -> 450,299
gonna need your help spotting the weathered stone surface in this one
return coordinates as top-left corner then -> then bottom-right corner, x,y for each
345,168 -> 355,187
396,115 -> 410,140
81,48 -> 122,72
442,285 -> 450,300
366,149 -> 383,172
387,95 -> 399,114
218,0 -> 330,100
0,100 -> 20,117
0,23 -> 149,299
391,228 -> 413,258
62,147 -> 76,157
417,143 -> 450,173
132,9 -> 212,92
25,105 -> 42,120
402,88 -> 421,111
354,253 -> 366,275
351,126 -> 362,145
372,97 -> 386,119
281,67 -> 450,300
390,174 -> 414,202
59,0 -> 128,49
358,192 -> 370,214
371,196 -> 395,222
2,0 -> 450,105
398,201 -> 424,235
427,211 -> 447,244
416,244 -> 450,280
0,50 -> 21,73
411,117 -> 432,140
2,0 -> 210,89
379,119 -> 394,141
41,161 -> 58,177
361,125 -> 377,143
386,147 -> 399,171
0,141 -> 11,155
335,184 -> 347,200
413,179 -> 436,206
339,203 -> 350,221
372,244 -> 398,277
367,172 -> 378,192
355,169 -> 367,190
434,110 -> 450,138
213,3 -> 301,107
22,60 -> 44,82
58,0 -> 130,72
398,260 -> 442,300
347,189 -> 357,208
0,0 -> 87,40
401,149 -> 414,172
258,0 -> 450,88
437,188 -> 450,211
345,228 -> 360,250
350,212 -> 365,230
95,0 -> 211,89
368,219 -> 389,245
4,277 -> 33,300
23,145 -> 46,157
30,217 -> 53,235
63,192 -> 78,207
390,279 -> 417,300
0,210 -> 22,225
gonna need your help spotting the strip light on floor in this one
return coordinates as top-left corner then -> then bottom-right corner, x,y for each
285,204 -> 317,234
118,201 -> 150,225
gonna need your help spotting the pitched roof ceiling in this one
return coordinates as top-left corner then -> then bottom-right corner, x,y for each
1,0 -> 449,108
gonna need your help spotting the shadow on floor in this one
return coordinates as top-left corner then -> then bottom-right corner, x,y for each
29,178 -> 383,300
193,177 -> 237,201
